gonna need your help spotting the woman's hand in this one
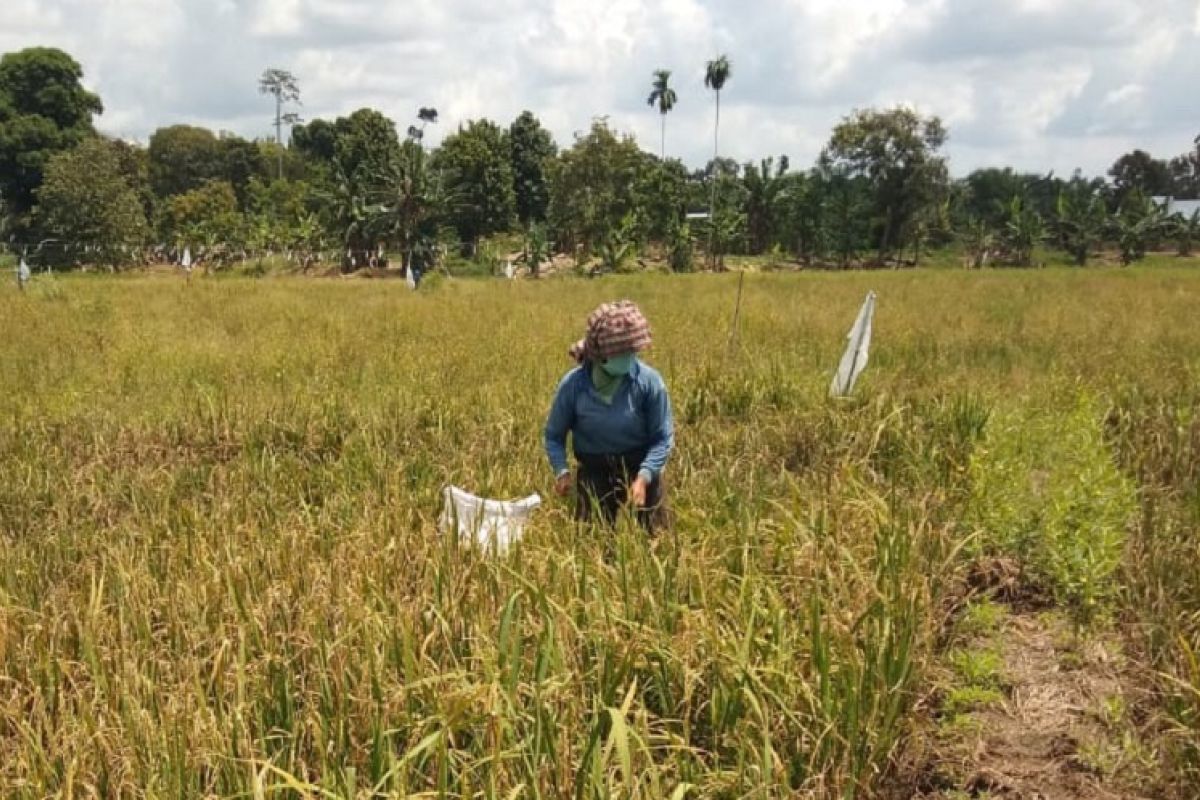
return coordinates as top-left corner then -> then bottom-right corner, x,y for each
554,472 -> 573,497
629,476 -> 649,508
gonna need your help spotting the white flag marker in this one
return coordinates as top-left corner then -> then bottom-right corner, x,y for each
405,266 -> 417,290
830,291 -> 877,398
17,257 -> 31,289
181,247 -> 193,272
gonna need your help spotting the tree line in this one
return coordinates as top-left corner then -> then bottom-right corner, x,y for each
2,46 -> 1198,273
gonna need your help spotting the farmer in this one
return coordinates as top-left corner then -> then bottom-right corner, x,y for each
544,300 -> 675,530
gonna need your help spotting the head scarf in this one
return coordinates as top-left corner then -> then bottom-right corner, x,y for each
569,300 -> 652,364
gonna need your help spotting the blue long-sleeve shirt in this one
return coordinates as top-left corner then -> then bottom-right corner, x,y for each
544,359 -> 675,483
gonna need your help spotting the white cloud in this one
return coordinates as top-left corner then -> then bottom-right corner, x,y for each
1,0 -> 1196,176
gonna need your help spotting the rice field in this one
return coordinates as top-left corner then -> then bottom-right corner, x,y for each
1,268 -> 1199,798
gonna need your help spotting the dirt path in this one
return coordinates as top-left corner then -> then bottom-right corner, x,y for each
912,603 -> 1155,800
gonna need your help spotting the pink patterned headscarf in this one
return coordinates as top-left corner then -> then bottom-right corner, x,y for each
568,300 -> 653,363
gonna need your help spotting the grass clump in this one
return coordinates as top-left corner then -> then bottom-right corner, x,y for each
942,687 -> 1006,718
966,397 -> 1137,629
947,647 -> 1005,690
956,598 -> 1008,639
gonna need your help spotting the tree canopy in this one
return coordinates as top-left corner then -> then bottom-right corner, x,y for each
823,107 -> 949,260
35,136 -> 148,268
0,47 -> 102,220
509,111 -> 555,227
2,44 -> 1197,275
435,119 -> 516,246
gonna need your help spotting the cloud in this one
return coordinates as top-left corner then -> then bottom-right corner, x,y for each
1,0 -> 1196,176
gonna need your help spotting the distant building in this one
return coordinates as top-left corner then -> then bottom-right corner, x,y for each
1152,196 -> 1200,218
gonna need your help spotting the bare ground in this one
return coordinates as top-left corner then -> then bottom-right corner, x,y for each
906,602 -> 1157,800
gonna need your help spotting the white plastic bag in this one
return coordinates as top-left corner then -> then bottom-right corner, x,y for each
439,486 -> 541,552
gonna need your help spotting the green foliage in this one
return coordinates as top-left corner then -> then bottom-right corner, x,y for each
704,201 -> 747,269
1000,196 -> 1045,267
147,125 -> 222,198
246,177 -> 309,225
967,399 -> 1137,629
773,170 -> 838,265
221,137 -> 270,207
632,160 -> 687,242
960,217 -> 995,268
823,106 -> 949,262
291,117 -> 338,162
1172,209 -> 1200,257
961,168 -> 1052,228
1111,192 -> 1168,266
508,111 -> 555,226
522,223 -> 549,277
34,136 -> 148,268
956,599 -> 1008,639
1054,185 -> 1108,266
157,180 -> 243,248
0,47 -> 102,217
742,157 -> 787,255
824,172 -> 874,267
319,164 -> 372,257
666,218 -> 693,272
948,648 -> 1004,689
548,121 -> 648,256
6,45 -> 1195,275
1109,149 -> 1173,203
334,109 -> 402,186
1169,141 -> 1200,199
435,118 -> 516,246
942,686 -> 1005,717
369,142 -> 449,272
596,213 -> 638,273
295,108 -> 402,192
243,177 -> 315,254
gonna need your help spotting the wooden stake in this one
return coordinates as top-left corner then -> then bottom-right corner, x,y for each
727,271 -> 745,354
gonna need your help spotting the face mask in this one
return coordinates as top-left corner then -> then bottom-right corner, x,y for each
600,353 -> 636,377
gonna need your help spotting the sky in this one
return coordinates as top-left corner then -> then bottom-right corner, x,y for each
3,0 -> 1198,177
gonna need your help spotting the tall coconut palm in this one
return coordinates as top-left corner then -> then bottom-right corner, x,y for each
705,55 -> 732,264
408,107 -> 439,144
646,69 -> 677,161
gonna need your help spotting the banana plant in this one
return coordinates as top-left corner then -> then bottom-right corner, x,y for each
1055,189 -> 1107,266
1173,209 -> 1200,257
1001,196 -> 1046,267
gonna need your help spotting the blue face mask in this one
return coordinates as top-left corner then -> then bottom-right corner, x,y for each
600,353 -> 636,377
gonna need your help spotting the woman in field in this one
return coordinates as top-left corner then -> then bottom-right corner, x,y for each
544,300 -> 675,531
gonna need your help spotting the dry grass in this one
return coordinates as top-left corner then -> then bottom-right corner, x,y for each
1,268 -> 1199,798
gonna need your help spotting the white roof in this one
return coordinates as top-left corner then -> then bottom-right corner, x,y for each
1153,196 -> 1200,217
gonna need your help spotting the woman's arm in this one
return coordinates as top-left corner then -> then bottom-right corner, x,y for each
543,374 -> 576,476
637,378 -> 675,483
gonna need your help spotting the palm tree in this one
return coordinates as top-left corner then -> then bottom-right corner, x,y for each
408,107 -> 439,144
646,69 -> 677,160
705,55 -> 732,265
